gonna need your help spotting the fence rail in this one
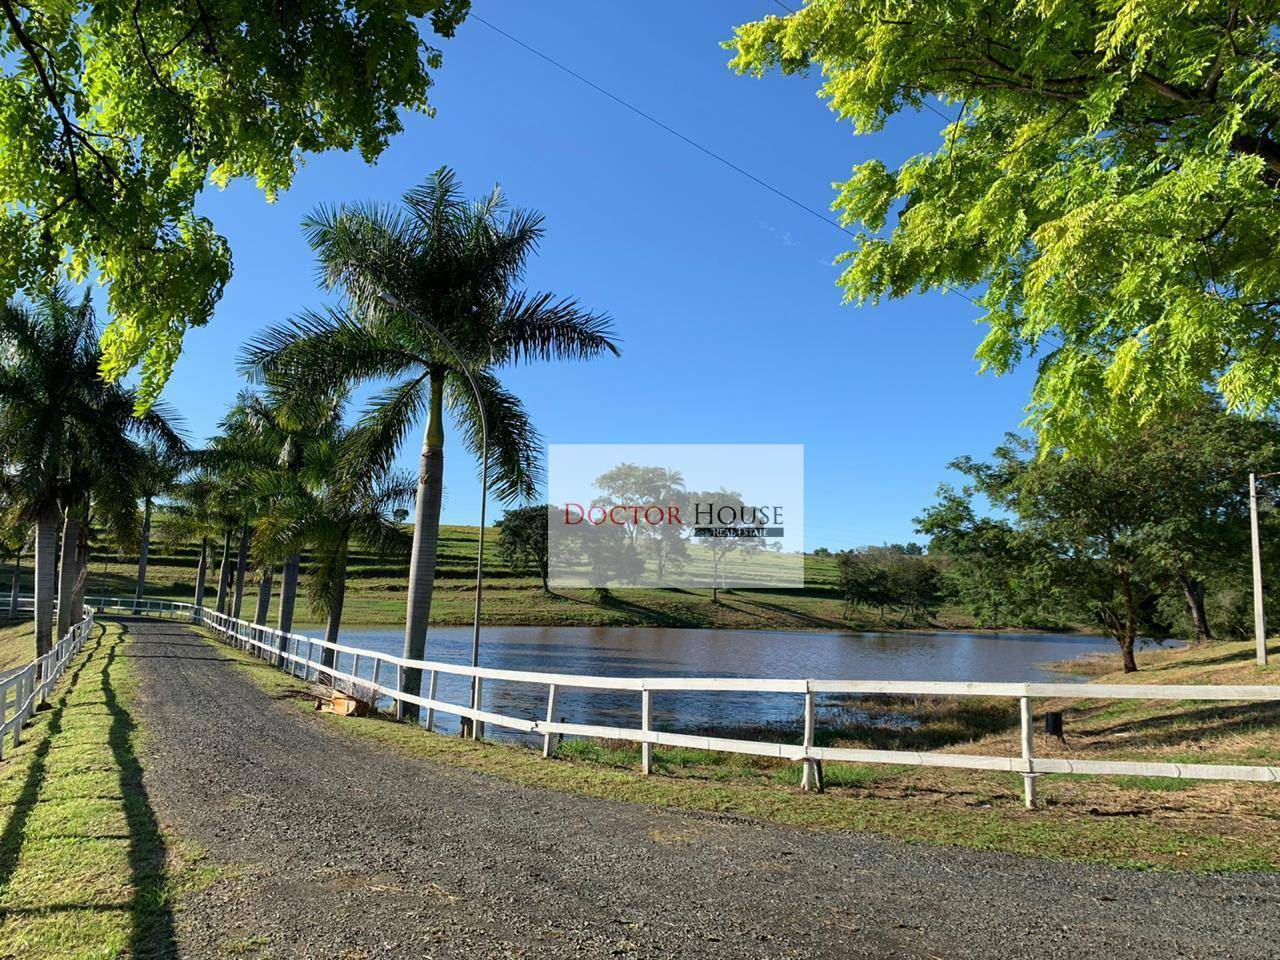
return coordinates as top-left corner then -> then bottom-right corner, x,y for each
0,604 -> 95,758
31,595 -> 1280,807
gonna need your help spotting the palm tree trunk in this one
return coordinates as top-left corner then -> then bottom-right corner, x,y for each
71,523 -> 88,619
133,496 -> 152,612
215,528 -> 232,614
193,537 -> 208,608
232,523 -> 249,619
33,505 -> 58,661
9,554 -> 20,617
253,565 -> 273,626
278,553 -> 300,634
320,538 -> 349,679
56,512 -> 80,641
398,370 -> 446,722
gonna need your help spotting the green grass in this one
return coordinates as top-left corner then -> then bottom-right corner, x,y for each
204,625 -> 1280,872
0,621 -> 34,673
40,525 -> 1026,632
0,619 -> 217,958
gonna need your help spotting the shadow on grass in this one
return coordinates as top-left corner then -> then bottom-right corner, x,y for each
107,619 -> 177,956
0,618 -> 177,957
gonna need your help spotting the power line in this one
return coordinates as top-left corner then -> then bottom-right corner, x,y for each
471,14 -> 850,237
469,12 -> 980,307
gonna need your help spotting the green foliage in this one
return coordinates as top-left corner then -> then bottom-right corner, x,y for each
728,2 -> 1280,448
240,166 -> 619,504
0,1 -> 470,409
836,545 -> 943,623
496,504 -> 550,591
0,287 -> 183,531
918,406 -> 1280,665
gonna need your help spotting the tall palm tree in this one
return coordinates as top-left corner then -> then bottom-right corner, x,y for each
0,288 -> 181,660
161,472 -> 225,609
242,167 -> 620,719
255,426 -> 413,671
133,440 -> 190,611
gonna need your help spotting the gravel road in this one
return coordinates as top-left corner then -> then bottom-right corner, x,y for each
123,616 -> 1280,960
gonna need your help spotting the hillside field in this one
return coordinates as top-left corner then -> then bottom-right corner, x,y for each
4,525 -> 998,632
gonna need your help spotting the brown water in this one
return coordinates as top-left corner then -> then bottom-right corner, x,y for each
308,624 -> 1133,738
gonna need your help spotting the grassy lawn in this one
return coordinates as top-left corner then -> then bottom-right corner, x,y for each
208,626 -> 1280,872
0,619 -> 215,959
32,525 -> 1029,632
0,621 -> 33,674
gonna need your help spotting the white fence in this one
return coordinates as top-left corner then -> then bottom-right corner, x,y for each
41,596 -> 1280,807
0,605 -> 95,758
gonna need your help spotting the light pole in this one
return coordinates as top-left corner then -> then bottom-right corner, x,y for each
375,291 -> 489,738
1249,471 -> 1280,666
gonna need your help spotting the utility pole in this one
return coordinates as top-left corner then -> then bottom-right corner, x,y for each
1250,472 -> 1280,666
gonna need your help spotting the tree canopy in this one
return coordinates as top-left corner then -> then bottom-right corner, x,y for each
918,407 -> 1280,668
729,1 -> 1280,449
0,0 -> 469,409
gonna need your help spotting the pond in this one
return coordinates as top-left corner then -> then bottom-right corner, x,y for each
299,624 -> 1143,740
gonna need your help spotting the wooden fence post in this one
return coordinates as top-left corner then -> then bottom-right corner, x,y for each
641,688 -> 653,775
801,686 -> 819,792
1020,696 -> 1037,809
425,670 -> 438,732
543,683 -> 559,758
472,677 -> 484,740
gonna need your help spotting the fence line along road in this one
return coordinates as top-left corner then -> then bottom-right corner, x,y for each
40,596 -> 1280,808
0,602 -> 95,760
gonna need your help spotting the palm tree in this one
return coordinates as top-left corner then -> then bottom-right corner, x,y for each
255,426 -> 413,672
133,440 -> 190,612
161,472 -> 225,609
242,167 -> 620,719
0,288 -> 182,660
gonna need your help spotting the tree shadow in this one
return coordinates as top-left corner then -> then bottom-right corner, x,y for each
0,619 -> 178,957
107,619 -> 178,957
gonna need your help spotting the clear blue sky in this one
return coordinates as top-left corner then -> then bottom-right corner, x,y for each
160,0 -> 1036,551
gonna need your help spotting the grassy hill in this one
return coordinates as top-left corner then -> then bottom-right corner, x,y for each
8,525 -> 990,631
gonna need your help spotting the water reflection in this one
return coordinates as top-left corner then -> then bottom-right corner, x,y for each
299,624 -> 1134,742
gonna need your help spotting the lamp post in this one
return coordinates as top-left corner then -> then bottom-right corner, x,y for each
375,291 -> 489,738
1249,471 -> 1280,666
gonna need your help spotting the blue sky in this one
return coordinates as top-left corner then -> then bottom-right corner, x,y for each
161,1 -> 1036,551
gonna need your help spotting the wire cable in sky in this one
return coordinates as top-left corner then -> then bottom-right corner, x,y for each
470,12 -> 981,308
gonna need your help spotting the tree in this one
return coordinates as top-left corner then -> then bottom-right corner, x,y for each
0,1 -> 470,408
254,427 -> 413,673
692,489 -> 762,604
242,167 -> 619,720
160,471 -> 227,610
497,505 -> 551,593
729,4 -> 1280,449
0,288 -> 180,665
132,440 -> 189,611
916,410 -> 1280,668
594,465 -> 690,580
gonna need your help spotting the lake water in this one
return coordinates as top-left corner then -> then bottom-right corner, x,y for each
300,624 -> 1132,739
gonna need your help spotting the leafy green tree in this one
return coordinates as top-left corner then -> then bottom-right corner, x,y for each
0,1 -> 469,407
729,3 -> 1280,448
916,413 -> 1280,668
593,464 -> 690,580
497,505 -> 551,593
242,167 -> 619,720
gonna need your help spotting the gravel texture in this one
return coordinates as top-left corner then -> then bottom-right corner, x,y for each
123,616 -> 1280,960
